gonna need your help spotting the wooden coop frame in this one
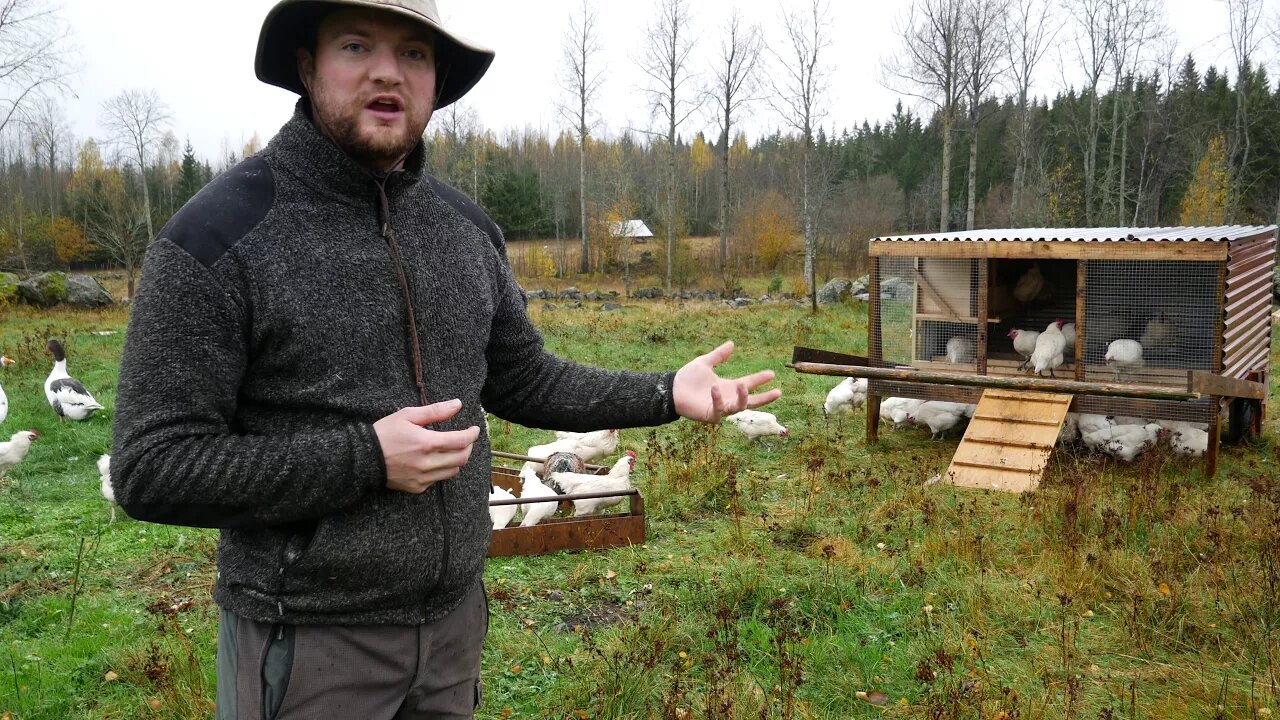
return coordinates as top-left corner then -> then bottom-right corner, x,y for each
795,226 -> 1276,487
487,456 -> 646,557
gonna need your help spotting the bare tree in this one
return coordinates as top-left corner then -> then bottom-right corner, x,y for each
559,0 -> 604,275
1064,0 -> 1110,224
770,0 -> 831,312
639,0 -> 699,295
960,0 -> 1007,230
0,0 -> 74,136
707,11 -> 762,280
24,94 -> 67,221
84,175 -> 148,301
101,89 -> 172,243
1102,0 -> 1164,224
885,0 -> 966,233
1004,0 -> 1055,222
1226,0 -> 1264,221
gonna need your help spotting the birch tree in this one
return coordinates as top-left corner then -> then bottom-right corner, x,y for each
1004,0 -> 1055,221
708,11 -> 762,281
560,0 -> 603,274
639,0 -> 698,295
101,89 -> 171,243
960,0 -> 1007,230
1225,0 -> 1264,221
885,0 -> 965,232
0,0 -> 74,136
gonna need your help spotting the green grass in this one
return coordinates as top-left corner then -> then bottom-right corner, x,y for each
1,297 -> 1279,719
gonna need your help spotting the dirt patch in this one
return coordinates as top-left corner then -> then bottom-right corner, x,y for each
555,601 -> 632,632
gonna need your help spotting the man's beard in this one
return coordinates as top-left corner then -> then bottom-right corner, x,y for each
310,86 -> 428,170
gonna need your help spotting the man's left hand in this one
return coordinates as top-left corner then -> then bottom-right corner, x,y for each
672,341 -> 781,423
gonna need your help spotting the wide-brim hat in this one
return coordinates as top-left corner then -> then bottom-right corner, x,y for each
255,0 -> 494,109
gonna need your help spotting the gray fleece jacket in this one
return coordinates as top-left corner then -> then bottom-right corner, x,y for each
111,104 -> 677,626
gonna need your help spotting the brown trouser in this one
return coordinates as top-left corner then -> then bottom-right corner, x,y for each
215,581 -> 488,720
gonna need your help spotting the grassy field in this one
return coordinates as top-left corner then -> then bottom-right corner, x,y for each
1,292 -> 1278,719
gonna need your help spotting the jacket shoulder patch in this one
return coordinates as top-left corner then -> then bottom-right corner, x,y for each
159,156 -> 275,268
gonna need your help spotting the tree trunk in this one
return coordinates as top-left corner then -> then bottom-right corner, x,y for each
1010,93 -> 1028,222
940,107 -> 953,232
1085,92 -> 1100,224
719,124 -> 730,278
966,106 -> 978,230
1118,109 -> 1129,225
578,117 -> 590,274
804,134 -> 816,313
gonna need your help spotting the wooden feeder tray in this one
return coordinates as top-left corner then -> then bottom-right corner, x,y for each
487,464 -> 646,557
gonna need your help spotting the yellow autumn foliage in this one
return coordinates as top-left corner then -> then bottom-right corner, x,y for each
1179,135 -> 1228,226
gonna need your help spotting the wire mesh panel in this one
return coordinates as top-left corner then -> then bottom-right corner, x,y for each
876,257 -> 981,372
1082,260 -> 1221,386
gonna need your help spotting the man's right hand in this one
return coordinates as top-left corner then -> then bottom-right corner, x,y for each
373,399 -> 481,494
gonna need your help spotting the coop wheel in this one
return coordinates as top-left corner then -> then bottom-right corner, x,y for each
1226,398 -> 1259,444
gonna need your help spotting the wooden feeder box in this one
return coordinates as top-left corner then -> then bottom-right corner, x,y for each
487,461 -> 645,558
793,226 -> 1275,490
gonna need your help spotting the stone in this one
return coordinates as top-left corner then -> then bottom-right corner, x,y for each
542,303 -> 557,311
558,286 -> 581,300
879,276 -> 913,301
600,303 -> 623,312
633,287 -> 663,299
584,290 -> 602,301
0,272 -> 18,306
817,278 -> 853,305
64,275 -> 114,307
17,272 -> 68,307
733,297 -> 753,307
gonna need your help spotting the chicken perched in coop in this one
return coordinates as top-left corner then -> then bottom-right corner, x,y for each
0,430 -> 38,477
725,409 -> 789,443
1169,427 -> 1209,457
517,466 -> 560,527
522,428 -> 618,476
549,451 -> 637,517
1101,423 -> 1165,462
1014,263 -> 1054,304
1061,322 -> 1077,354
1007,328 -> 1040,370
1030,320 -> 1068,377
1140,315 -> 1177,350
1077,413 -> 1114,438
1104,339 -> 1145,381
44,340 -> 104,421
880,397 -> 924,429
0,355 -> 14,426
945,336 -> 975,364
97,454 -> 118,523
489,484 -> 519,529
824,377 -> 867,416
908,401 -> 970,440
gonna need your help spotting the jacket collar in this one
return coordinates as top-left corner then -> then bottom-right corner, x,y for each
267,100 -> 426,208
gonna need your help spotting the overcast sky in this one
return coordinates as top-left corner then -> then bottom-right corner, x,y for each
56,0 -> 1246,163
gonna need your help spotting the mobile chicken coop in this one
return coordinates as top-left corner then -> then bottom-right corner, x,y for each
793,226 -> 1276,490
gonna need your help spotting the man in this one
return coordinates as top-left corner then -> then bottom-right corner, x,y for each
111,1 -> 779,718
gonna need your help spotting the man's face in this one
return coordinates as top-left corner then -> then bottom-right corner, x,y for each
297,8 -> 437,171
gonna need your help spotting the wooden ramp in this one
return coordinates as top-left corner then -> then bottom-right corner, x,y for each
946,390 -> 1073,493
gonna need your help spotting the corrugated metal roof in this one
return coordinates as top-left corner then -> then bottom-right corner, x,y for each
871,225 -> 1277,243
608,220 -> 654,238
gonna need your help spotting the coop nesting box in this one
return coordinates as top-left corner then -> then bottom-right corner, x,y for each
798,226 -> 1276,486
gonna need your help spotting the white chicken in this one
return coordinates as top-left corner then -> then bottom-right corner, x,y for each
521,428 -> 619,476
0,355 -> 14,426
1169,428 -> 1209,457
517,466 -> 561,527
97,454 -> 117,522
0,430 -> 38,477
1007,328 -> 1040,370
1030,320 -> 1067,377
1077,413 -> 1113,437
945,336 -> 974,364
549,451 -> 637,517
908,401 -> 970,440
44,339 -> 104,421
725,409 -> 789,443
880,397 -> 924,429
489,484 -> 519,530
823,377 -> 867,416
1100,423 -> 1164,462
1061,322 -> 1077,354
1157,419 -> 1209,433
1140,315 -> 1177,349
1013,263 -> 1052,303
1104,339 -> 1145,382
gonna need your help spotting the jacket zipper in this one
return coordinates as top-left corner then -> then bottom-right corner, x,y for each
376,180 -> 451,612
